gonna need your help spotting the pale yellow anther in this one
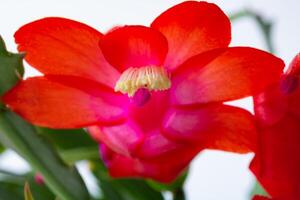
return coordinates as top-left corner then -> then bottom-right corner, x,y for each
114,66 -> 171,97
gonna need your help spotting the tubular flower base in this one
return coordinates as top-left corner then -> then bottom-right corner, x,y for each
251,53 -> 300,200
3,1 -> 284,182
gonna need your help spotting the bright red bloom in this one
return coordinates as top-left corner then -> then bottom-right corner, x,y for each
250,53 -> 300,200
252,196 -> 272,200
3,1 -> 284,182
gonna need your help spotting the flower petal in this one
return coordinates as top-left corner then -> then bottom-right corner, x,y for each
254,84 -> 288,127
100,25 -> 168,71
100,143 -> 201,183
3,75 -> 128,128
250,116 -> 300,200
15,17 -> 120,87
171,47 -> 284,105
163,104 -> 257,153
252,196 -> 272,200
128,90 -> 170,133
88,121 -> 144,157
88,124 -> 183,159
135,130 -> 184,159
151,1 -> 231,71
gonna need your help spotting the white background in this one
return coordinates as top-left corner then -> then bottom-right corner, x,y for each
0,0 -> 299,199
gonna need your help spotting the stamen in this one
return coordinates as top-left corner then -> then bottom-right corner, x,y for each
114,66 -> 171,96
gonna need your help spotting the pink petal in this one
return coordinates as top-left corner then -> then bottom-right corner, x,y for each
3,75 -> 128,128
100,143 -> 202,183
88,121 -> 144,157
163,104 -> 257,153
171,47 -> 284,105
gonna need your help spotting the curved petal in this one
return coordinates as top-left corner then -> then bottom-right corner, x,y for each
254,84 -> 288,127
254,53 -> 300,127
15,17 -> 120,87
171,47 -> 284,105
128,90 -> 170,133
252,196 -> 272,200
135,130 -> 184,159
88,124 -> 183,159
100,143 -> 202,183
3,75 -> 128,128
163,104 -> 257,153
88,121 -> 144,157
285,52 -> 300,76
151,1 -> 231,71
250,116 -> 300,200
100,25 -> 168,71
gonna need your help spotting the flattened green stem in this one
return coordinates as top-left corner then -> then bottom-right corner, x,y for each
173,188 -> 185,200
0,111 -> 90,200
230,9 -> 275,53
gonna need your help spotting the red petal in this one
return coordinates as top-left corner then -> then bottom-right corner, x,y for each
3,75 -> 128,128
163,104 -> 257,153
151,1 -> 231,71
15,17 -> 120,87
250,116 -> 300,200
252,196 -> 272,200
254,84 -> 288,127
287,87 -> 300,119
88,124 -> 183,159
100,143 -> 202,183
100,25 -> 168,71
135,130 -> 184,159
128,90 -> 170,133
88,121 -> 144,157
285,52 -> 300,76
171,47 -> 284,105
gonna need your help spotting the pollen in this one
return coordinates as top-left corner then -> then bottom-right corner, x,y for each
114,66 -> 171,97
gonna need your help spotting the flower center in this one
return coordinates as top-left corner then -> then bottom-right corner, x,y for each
114,65 -> 171,97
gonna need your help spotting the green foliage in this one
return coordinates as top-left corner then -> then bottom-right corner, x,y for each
147,170 -> 188,192
0,36 -> 24,96
0,111 -> 90,200
250,181 -> 269,198
90,161 -> 165,200
36,128 -> 99,164
230,10 -> 275,53
0,171 -> 55,200
0,181 -> 23,200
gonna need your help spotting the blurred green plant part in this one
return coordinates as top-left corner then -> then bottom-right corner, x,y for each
24,182 -> 34,200
0,36 -> 24,96
147,170 -> 188,192
0,111 -> 90,200
250,181 -> 270,199
36,128 -> 99,164
90,160 -> 164,200
230,9 -> 275,53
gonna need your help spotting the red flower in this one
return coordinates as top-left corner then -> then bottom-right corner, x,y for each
3,1 -> 284,182
252,196 -> 273,200
250,53 -> 300,200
